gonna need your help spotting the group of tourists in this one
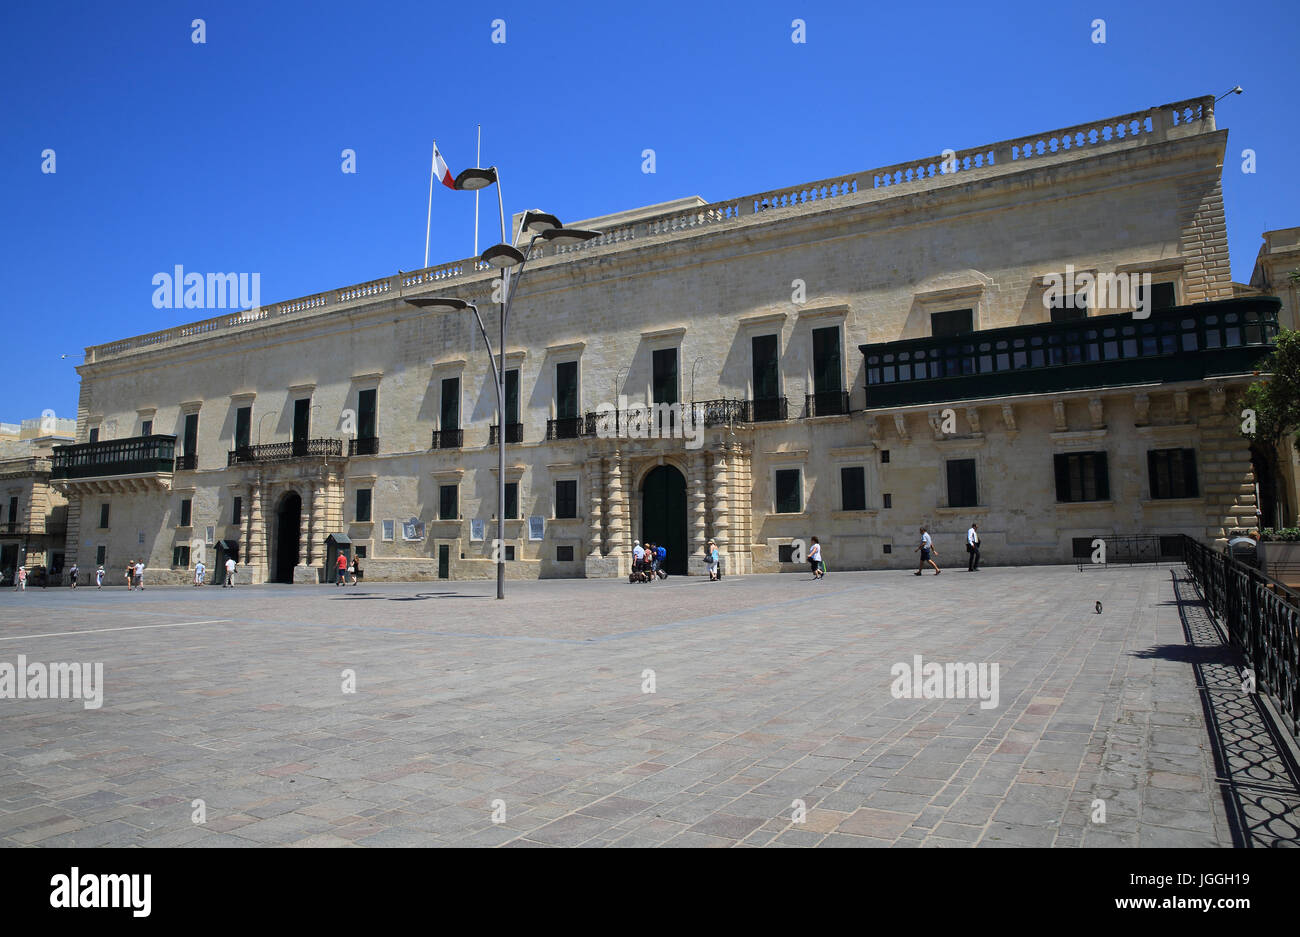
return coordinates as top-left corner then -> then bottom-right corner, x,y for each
334,552 -> 363,586
630,540 -> 668,582
914,523 -> 982,575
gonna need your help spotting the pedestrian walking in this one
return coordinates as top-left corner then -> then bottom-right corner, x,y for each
224,556 -> 236,587
95,564 -> 104,590
706,539 -> 719,581
193,559 -> 206,586
69,563 -> 78,589
134,560 -> 145,590
352,556 -> 363,585
335,551 -> 347,586
966,522 -> 981,571
655,543 -> 667,579
15,567 -> 26,591
915,526 -> 940,575
125,562 -> 134,591
808,536 -> 824,579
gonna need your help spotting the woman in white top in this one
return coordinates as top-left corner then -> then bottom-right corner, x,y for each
809,536 -> 824,579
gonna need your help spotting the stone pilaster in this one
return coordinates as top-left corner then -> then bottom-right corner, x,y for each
711,446 -> 730,564
690,451 -> 707,575
606,449 -> 624,557
247,478 -> 264,583
586,457 -> 603,557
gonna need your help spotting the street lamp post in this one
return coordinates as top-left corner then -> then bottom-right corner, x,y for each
407,167 -> 599,599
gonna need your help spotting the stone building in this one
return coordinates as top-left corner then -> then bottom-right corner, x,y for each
54,94 -> 1284,584
0,417 -> 76,583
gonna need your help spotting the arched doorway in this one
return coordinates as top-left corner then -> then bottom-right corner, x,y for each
273,492 -> 302,584
641,464 -> 688,575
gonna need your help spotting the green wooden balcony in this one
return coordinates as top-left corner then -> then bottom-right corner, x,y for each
860,297 -> 1281,409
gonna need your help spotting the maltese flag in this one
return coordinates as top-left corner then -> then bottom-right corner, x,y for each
432,142 -> 455,189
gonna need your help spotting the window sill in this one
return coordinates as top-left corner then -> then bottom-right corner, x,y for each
934,505 -> 988,516
1141,497 -> 1204,507
1055,500 -> 1115,511
831,509 -> 880,518
771,511 -> 809,519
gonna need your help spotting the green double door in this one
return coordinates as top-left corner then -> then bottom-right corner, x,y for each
641,465 -> 688,576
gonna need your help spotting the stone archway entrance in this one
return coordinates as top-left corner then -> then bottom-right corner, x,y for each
641,464 -> 688,575
273,491 -> 302,584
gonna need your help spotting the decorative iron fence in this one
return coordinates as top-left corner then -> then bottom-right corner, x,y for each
1073,535 -> 1185,569
750,397 -> 789,422
804,391 -> 851,417
173,453 -> 197,471
430,429 -> 463,450
348,436 -> 380,456
546,418 -> 590,440
1183,534 -> 1300,741
227,438 -> 343,465
489,423 -> 523,445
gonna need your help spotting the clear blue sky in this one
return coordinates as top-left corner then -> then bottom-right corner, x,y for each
2,0 -> 1297,423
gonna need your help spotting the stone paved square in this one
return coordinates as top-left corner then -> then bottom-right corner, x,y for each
1,565 -> 1297,847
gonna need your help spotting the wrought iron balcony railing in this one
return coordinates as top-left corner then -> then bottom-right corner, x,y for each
173,453 -> 197,471
695,398 -> 749,427
861,297 -> 1282,408
489,423 -> 523,445
750,397 -> 789,422
0,522 -> 27,536
804,391 -> 851,417
227,438 -> 343,466
52,434 -> 177,479
431,429 -> 463,449
348,436 -> 379,456
546,417 -> 591,440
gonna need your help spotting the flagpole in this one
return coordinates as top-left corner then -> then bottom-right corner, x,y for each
423,143 -> 436,269
474,125 -> 481,257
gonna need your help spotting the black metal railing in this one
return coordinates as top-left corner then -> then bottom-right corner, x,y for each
431,429 -> 463,449
348,436 -> 379,456
546,417 -> 590,440
227,438 -> 343,465
1183,534 -> 1300,740
862,297 -> 1282,408
695,398 -> 749,427
0,522 -> 27,536
804,391 -> 851,417
750,396 -> 789,422
489,423 -> 523,445
173,453 -> 197,471
1074,535 -> 1185,569
51,434 -> 177,479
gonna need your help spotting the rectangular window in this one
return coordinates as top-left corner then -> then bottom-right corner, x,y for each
183,412 -> 199,455
556,545 -> 574,562
232,496 -> 242,524
234,407 -> 251,449
439,484 -> 458,520
775,469 -> 802,514
382,520 -> 395,542
7,497 -> 16,523
1054,452 -> 1110,503
1148,448 -> 1199,499
778,544 -> 795,563
99,503 -> 110,528
555,480 -> 578,519
89,427 -> 99,443
946,459 -> 978,508
357,388 -> 377,442
652,348 -> 679,404
95,545 -> 106,566
172,545 -> 190,568
1072,537 -> 1097,559
356,488 -> 372,523
555,361 -> 579,420
179,499 -> 192,527
291,399 -> 310,456
840,466 -> 867,511
811,326 -> 842,394
440,378 -> 460,430
141,419 -> 153,436
882,493 -> 892,509
881,450 -> 890,463
505,369 -> 520,426
504,482 -> 519,520
752,334 -> 779,401
1137,281 -> 1177,313
883,544 -> 892,555
931,308 -> 974,338
355,545 -> 367,559
505,545 -> 516,561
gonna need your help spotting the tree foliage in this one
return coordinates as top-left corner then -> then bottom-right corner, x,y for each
1239,328 -> 1300,451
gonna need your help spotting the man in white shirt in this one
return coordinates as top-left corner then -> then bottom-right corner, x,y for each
194,560 -> 206,586
967,523 -> 981,571
632,541 -> 645,578
134,561 -> 145,590
914,526 -> 940,576
224,557 -> 237,588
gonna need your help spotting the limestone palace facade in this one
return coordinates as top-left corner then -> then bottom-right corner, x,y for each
54,94 -> 1292,584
